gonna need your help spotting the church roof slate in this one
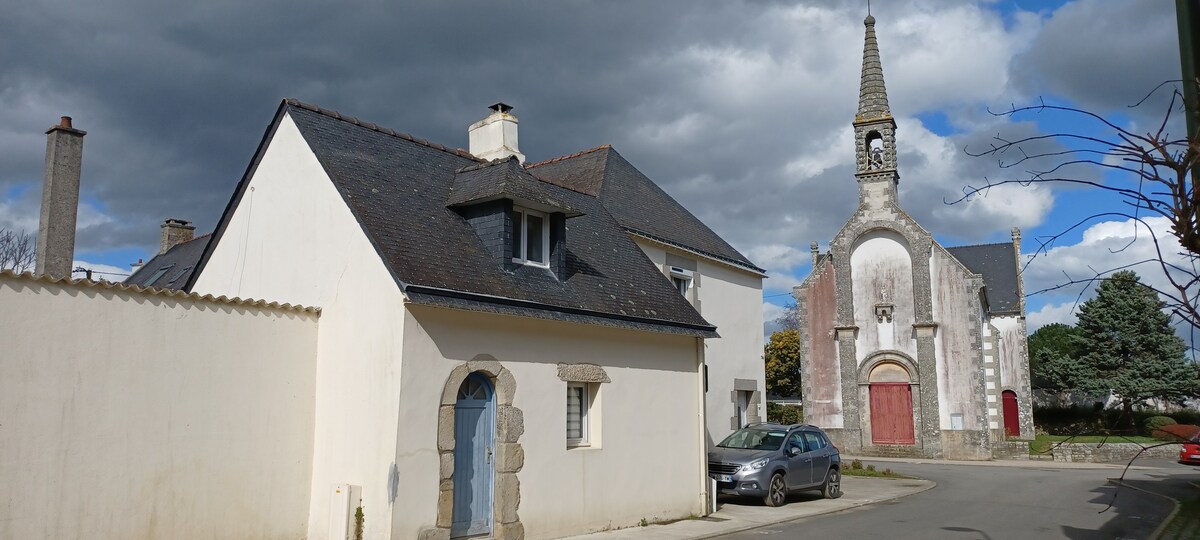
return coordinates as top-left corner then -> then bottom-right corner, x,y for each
945,242 -> 1021,315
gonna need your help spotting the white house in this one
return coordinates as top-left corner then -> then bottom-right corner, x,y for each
91,100 -> 765,539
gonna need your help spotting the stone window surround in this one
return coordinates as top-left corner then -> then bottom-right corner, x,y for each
731,378 -> 761,429
422,355 -> 524,540
558,363 -> 609,450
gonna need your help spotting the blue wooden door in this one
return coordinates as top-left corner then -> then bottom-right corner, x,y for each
452,373 -> 494,538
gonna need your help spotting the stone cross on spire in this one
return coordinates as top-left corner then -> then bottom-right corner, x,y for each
857,14 -> 891,122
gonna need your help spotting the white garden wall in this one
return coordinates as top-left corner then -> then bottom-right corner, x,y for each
0,272 -> 319,540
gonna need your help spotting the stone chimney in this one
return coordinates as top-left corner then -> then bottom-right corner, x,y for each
468,103 -> 525,163
160,218 -> 195,255
36,116 -> 86,278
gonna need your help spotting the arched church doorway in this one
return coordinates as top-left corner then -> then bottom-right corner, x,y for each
868,362 -> 915,445
1002,390 -> 1020,438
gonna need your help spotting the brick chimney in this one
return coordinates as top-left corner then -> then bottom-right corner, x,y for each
468,103 -> 525,163
160,218 -> 195,254
35,116 -> 86,278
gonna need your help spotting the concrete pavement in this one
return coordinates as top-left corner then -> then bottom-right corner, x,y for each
558,475 -> 936,540
558,457 -> 1190,540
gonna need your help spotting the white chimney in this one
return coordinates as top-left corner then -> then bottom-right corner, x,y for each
468,103 -> 525,163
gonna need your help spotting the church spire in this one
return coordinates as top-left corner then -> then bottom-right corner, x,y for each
857,14 -> 891,121
852,13 -> 899,205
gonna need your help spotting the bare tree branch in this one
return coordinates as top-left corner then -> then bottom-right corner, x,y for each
0,228 -> 36,273
959,83 -> 1200,330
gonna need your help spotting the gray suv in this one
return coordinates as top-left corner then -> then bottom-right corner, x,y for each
708,423 -> 841,506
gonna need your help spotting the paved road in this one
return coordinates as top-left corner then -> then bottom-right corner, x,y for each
712,459 -> 1200,540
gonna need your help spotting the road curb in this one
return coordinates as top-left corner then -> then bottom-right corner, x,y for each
1107,478 -> 1179,540
686,478 -> 938,540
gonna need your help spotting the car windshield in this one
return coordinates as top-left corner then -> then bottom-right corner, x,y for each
716,427 -> 788,450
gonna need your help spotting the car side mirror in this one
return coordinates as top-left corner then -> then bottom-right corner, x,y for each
787,445 -> 802,457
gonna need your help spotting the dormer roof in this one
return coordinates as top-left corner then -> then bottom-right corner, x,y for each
448,156 -> 583,217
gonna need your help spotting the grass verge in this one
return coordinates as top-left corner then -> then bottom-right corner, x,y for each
1028,434 -> 1160,454
842,459 -> 914,479
1157,489 -> 1200,540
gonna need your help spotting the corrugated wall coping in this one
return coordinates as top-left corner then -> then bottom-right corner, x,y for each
0,269 -> 322,315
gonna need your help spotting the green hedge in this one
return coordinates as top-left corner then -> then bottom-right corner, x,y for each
767,402 -> 803,425
1034,406 -> 1200,436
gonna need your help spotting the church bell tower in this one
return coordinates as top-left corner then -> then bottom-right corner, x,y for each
853,14 -> 900,207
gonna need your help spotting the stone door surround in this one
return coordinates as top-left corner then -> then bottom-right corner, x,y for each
421,355 -> 525,540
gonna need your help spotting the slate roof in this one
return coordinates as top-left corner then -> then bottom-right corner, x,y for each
945,242 -> 1021,314
448,156 -> 583,217
189,99 -> 716,337
526,146 -> 765,274
124,233 -> 210,290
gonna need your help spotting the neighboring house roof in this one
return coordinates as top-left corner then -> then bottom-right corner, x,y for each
945,242 -> 1021,314
189,99 -> 717,338
124,233 -> 211,290
526,145 -> 765,274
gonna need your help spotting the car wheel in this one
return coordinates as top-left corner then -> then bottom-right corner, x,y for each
764,473 -> 787,507
822,468 -> 842,499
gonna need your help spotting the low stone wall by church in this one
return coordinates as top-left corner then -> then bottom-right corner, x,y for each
1042,442 -> 1179,463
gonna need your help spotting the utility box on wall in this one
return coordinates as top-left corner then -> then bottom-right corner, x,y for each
329,484 -> 363,540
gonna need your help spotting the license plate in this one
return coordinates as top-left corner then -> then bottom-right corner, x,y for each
710,474 -> 733,482
1190,455 -> 1200,459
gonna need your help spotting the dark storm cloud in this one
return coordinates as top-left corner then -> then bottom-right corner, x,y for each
0,0 -> 1177,294
1010,0 -> 1180,118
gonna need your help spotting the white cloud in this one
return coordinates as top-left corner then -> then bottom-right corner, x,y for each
1026,302 -> 1078,332
1023,216 -> 1193,311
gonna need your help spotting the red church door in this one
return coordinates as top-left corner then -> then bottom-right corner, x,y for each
870,382 -> 915,445
1002,390 -> 1020,438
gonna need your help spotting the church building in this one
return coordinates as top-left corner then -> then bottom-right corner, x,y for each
794,15 -> 1034,460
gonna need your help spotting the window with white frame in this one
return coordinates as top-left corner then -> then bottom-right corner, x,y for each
669,266 -> 693,296
567,382 -> 591,446
511,207 -> 550,267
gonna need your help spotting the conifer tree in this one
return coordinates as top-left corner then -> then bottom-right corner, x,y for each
1073,270 -> 1199,424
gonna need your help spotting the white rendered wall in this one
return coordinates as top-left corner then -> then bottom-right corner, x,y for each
929,248 -> 986,430
191,112 -> 411,539
849,230 -> 917,363
632,239 -> 765,445
0,275 -> 318,540
398,306 -> 706,540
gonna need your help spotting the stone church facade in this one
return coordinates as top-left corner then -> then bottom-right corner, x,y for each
794,15 -> 1034,460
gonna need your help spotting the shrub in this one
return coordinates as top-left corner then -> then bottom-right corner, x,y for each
866,464 -> 876,472
1143,416 -> 1177,435
849,459 -> 863,470
766,402 -> 803,425
1152,424 -> 1200,442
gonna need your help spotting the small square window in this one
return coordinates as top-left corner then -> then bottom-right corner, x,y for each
512,207 -> 550,267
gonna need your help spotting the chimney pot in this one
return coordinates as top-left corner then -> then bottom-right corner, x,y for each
468,103 -> 525,163
60,116 -> 72,128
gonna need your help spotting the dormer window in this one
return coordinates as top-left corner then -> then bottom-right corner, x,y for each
511,206 -> 550,267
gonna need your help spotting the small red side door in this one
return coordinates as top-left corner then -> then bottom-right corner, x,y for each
1002,390 -> 1020,438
